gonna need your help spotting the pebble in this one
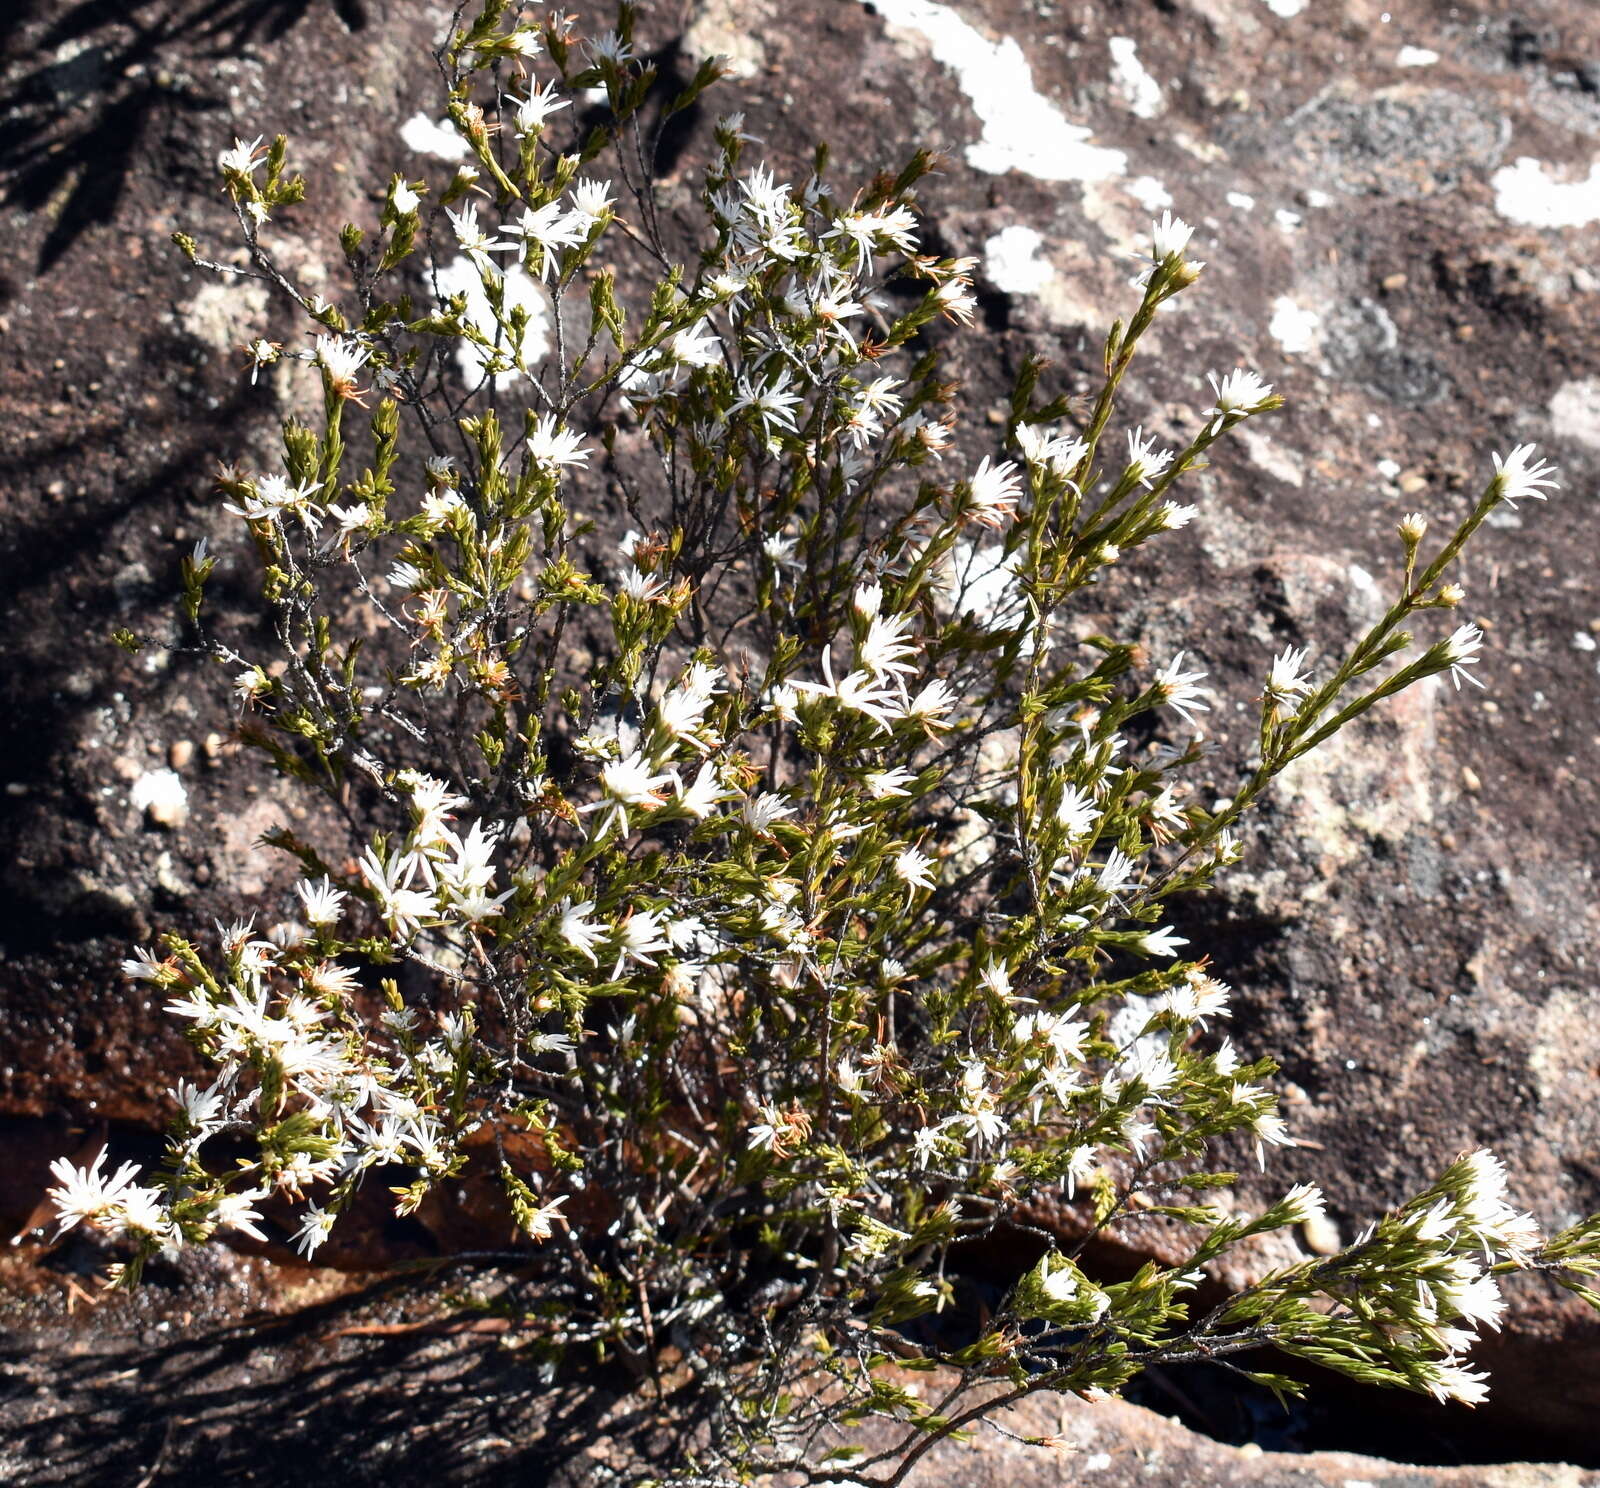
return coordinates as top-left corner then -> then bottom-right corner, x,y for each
1380,272 -> 1407,291
168,739 -> 194,769
1462,765 -> 1482,792
1302,1212 -> 1343,1256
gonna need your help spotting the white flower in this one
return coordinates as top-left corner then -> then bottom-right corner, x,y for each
569,178 -> 616,219
678,762 -> 738,819
742,791 -> 793,833
323,503 -> 370,547
243,337 -> 280,384
853,580 -> 883,618
520,1194 -> 568,1240
212,1189 -> 269,1242
1056,783 -> 1098,840
791,650 -> 902,731
1207,368 -> 1274,419
1279,1183 -> 1326,1227
766,683 -> 801,722
357,848 -> 436,937
292,1202 -> 336,1258
1040,1263 -> 1080,1304
1265,645 -> 1313,703
314,336 -> 370,400
763,534 -> 799,567
1440,623 -> 1485,691
296,877 -> 346,928
864,767 -> 915,799
668,323 -> 720,368
1063,1145 -> 1098,1199
526,413 -> 592,469
935,278 -> 976,324
858,612 -> 918,683
508,201 -> 589,276
558,901 -> 605,963
102,1184 -> 175,1244
1135,925 -> 1188,958
893,846 -> 938,892
748,1107 -> 783,1152
1153,651 -> 1211,733
508,81 -> 569,134
1443,1269 -> 1506,1331
619,565 -> 667,602
1251,1106 -> 1294,1167
390,178 -> 421,215
402,771 -> 469,844
1016,423 -> 1086,474
1490,443 -> 1558,509
979,959 -> 1014,1001
1125,426 -> 1175,486
1163,970 -> 1231,1025
612,908 -> 671,976
122,946 -> 174,983
964,457 -> 1023,528
902,678 -> 959,726
1149,210 -> 1193,261
582,752 -> 674,838
824,205 -> 918,273
48,1148 -> 143,1234
1421,1356 -> 1491,1407
1157,500 -> 1197,530
729,371 -> 802,434
448,202 -> 517,268
225,473 -> 323,527
588,29 -> 634,64
218,135 -> 266,173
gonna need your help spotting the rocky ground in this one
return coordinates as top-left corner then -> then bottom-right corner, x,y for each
2,0 -> 1599,1481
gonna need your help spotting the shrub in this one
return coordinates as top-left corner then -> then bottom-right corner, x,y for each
54,4 -> 1600,1480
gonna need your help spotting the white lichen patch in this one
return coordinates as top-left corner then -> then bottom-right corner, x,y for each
1492,156 -> 1600,229
682,0 -> 766,79
1549,379 -> 1600,449
400,112 -> 469,160
983,224 -> 1053,295
180,278 -> 270,356
1396,46 -> 1440,67
1235,424 -> 1306,487
1269,296 -> 1321,355
1125,175 -> 1172,210
434,256 -> 552,388
872,0 -> 1125,182
1108,37 -> 1163,120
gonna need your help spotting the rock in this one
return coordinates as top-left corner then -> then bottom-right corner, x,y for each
835,1386 -> 1600,1488
3,0 -> 1600,1468
128,768 -> 188,829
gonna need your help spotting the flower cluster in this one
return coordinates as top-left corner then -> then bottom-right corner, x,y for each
67,5 -> 1599,1480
